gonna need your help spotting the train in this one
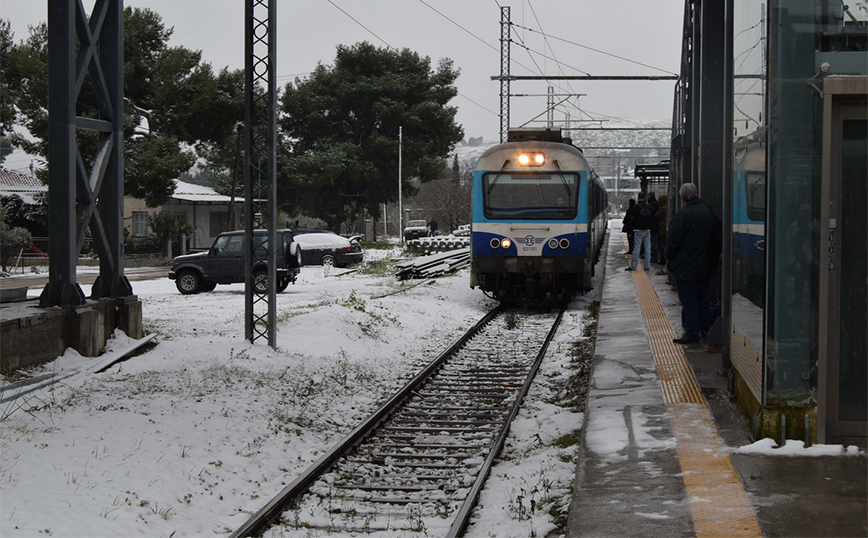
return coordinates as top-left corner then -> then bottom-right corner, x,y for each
470,128 -> 608,302
732,140 -> 766,308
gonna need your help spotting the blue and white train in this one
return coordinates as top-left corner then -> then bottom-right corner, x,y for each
470,129 -> 607,302
732,141 -> 766,308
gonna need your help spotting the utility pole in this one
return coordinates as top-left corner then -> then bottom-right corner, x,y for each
499,6 -> 510,142
244,0 -> 277,348
398,126 -> 404,246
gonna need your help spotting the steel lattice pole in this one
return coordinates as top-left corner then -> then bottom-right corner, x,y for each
244,0 -> 278,347
500,6 -> 510,143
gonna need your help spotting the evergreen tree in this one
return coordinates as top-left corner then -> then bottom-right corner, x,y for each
279,42 -> 464,232
1,10 -> 244,207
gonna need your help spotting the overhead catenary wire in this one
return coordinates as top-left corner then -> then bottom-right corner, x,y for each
327,0 -> 500,117
524,0 -> 585,119
326,1 -> 674,133
511,23 -> 678,76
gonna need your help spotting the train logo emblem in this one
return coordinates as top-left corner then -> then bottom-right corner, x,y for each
524,235 -> 537,246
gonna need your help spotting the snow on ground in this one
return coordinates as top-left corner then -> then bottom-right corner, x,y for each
735,438 -> 863,457
0,246 -> 599,537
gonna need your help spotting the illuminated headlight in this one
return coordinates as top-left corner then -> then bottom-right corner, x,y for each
548,238 -> 558,249
517,152 -> 545,166
559,238 -> 570,249
501,238 -> 512,248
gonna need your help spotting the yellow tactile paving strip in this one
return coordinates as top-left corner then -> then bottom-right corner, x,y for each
633,268 -> 705,404
629,267 -> 763,538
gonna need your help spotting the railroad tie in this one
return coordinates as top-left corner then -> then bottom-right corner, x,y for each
629,267 -> 762,538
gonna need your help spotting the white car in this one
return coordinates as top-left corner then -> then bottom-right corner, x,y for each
294,232 -> 363,267
403,220 -> 430,240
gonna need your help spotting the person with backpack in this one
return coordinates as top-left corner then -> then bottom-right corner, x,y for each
666,183 -> 714,344
625,191 -> 654,272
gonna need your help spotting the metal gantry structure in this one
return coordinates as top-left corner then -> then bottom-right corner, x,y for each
493,7 -> 677,144
244,0 -> 279,348
499,6 -> 511,143
41,0 -> 131,308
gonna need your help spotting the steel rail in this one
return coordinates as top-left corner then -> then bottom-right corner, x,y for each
230,305 -> 503,538
446,306 -> 566,537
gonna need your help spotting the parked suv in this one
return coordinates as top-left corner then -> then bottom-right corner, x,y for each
168,229 -> 302,295
403,219 -> 430,241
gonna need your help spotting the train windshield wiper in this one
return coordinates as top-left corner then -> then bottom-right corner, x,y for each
553,160 -> 572,197
486,160 -> 510,195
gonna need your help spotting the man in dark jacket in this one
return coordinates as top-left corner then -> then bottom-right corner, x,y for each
666,183 -> 713,344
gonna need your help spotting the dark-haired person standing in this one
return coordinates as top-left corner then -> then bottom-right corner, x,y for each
666,183 -> 713,344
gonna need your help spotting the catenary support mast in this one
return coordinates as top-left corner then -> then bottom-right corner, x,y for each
244,0 -> 278,347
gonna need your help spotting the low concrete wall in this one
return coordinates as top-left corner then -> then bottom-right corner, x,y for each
0,296 -> 142,374
13,255 -> 168,268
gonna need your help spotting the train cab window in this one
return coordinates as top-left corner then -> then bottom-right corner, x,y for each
483,172 -> 578,220
745,172 -> 766,222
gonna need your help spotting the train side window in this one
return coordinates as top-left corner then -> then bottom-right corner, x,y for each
745,172 -> 766,222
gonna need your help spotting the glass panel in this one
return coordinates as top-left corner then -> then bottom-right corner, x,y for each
226,235 -> 243,253
764,0 -> 825,407
838,119 -> 867,421
731,0 -> 767,381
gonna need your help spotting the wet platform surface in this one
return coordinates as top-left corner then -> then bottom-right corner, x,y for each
566,230 -> 867,538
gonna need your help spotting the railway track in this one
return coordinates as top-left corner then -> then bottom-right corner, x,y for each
232,305 -> 565,537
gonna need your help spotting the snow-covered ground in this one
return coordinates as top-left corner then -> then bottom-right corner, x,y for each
0,246 -> 600,537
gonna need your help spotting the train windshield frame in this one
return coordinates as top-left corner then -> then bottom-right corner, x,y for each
482,172 -> 579,220
745,172 -> 766,222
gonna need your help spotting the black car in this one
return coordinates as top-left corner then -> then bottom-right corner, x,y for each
168,229 -> 302,294
294,232 -> 363,267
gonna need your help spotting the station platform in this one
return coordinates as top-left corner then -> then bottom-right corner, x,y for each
565,230 -> 867,538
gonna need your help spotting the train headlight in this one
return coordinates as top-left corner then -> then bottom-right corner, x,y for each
490,238 -> 501,249
501,238 -> 512,249
548,238 -> 558,249
517,152 -> 545,166
559,238 -> 570,249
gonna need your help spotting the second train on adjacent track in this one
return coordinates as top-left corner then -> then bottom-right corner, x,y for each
470,129 -> 608,302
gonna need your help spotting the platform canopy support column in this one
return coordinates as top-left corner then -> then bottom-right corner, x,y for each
41,0 -> 131,308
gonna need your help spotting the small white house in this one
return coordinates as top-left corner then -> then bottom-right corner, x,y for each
0,170 -> 244,251
0,168 -> 47,205
125,180 -> 244,249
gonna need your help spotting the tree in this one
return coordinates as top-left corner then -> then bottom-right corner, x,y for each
1,10 -> 245,207
279,42 -> 464,232
0,205 -> 33,272
1,194 -> 47,237
412,168 -> 472,235
0,136 -> 13,164
0,19 -> 16,136
147,209 -> 192,256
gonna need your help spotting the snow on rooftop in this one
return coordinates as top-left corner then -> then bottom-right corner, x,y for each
169,179 -> 243,203
0,168 -> 46,205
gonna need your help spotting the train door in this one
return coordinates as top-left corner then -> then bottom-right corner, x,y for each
818,79 -> 867,442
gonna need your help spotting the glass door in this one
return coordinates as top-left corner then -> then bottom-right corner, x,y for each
822,97 -> 867,441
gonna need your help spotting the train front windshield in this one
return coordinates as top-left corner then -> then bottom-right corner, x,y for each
483,172 -> 578,220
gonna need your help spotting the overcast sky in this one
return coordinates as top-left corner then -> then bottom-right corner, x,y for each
3,0 -> 683,144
